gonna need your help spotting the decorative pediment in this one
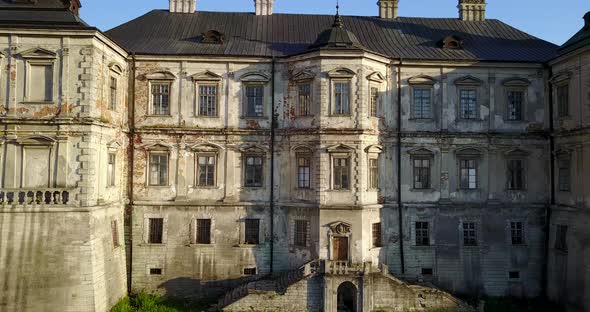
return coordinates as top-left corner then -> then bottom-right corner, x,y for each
503,78 -> 531,87
367,71 -> 385,83
550,71 -> 572,85
190,142 -> 224,152
329,221 -> 352,235
239,143 -> 268,153
365,144 -> 383,154
408,75 -> 436,85
292,144 -> 313,153
291,70 -> 316,81
18,47 -> 57,59
240,72 -> 270,83
327,143 -> 355,153
440,35 -> 463,49
456,147 -> 484,156
109,62 -> 123,75
327,68 -> 356,78
191,70 -> 223,82
408,147 -> 435,156
504,148 -> 530,157
145,70 -> 176,80
107,140 -> 122,150
16,135 -> 56,146
454,75 -> 483,86
143,143 -> 172,151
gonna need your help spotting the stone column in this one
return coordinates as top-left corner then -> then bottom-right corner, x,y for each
439,143 -> 451,203
175,142 -> 188,201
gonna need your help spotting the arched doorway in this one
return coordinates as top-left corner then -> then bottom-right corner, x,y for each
337,281 -> 357,312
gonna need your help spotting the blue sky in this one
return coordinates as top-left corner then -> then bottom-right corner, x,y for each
81,0 -> 589,45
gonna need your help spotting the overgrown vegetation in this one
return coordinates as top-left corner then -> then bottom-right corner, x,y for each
110,292 -> 215,312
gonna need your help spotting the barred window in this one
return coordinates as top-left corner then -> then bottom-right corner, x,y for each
558,158 -> 571,192
294,220 -> 309,247
511,221 -> 524,245
368,158 -> 379,190
334,81 -> 350,115
507,159 -> 525,190
415,222 -> 430,246
459,89 -> 477,119
463,222 -> 477,246
460,159 -> 478,189
243,267 -> 257,275
111,220 -> 120,247
372,223 -> 382,247
107,153 -> 116,187
148,218 -> 164,244
245,155 -> 263,187
196,219 -> 211,244
198,85 -> 218,116
197,155 -> 216,187
370,87 -> 379,117
244,219 -> 260,245
507,90 -> 523,121
413,87 -> 431,119
109,77 -> 117,110
298,83 -> 311,116
149,153 -> 168,186
151,83 -> 170,115
555,225 -> 568,252
297,155 -> 311,189
413,158 -> 431,189
245,85 -> 264,117
333,157 -> 350,190
557,84 -> 569,118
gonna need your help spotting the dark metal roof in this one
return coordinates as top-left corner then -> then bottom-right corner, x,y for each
0,0 -> 89,28
309,10 -> 366,51
558,12 -> 590,56
106,10 -> 558,62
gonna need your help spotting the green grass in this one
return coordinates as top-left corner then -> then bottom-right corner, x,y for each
110,292 -> 215,312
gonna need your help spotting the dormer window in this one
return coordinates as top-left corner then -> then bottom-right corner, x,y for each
201,30 -> 225,44
440,35 -> 463,49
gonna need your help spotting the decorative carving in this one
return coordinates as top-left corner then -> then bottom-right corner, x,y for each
329,221 -> 351,235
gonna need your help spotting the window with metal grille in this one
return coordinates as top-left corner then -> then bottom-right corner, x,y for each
558,158 -> 571,192
413,87 -> 431,119
413,158 -> 431,189
370,87 -> 379,117
198,85 -> 218,116
507,90 -> 523,121
151,83 -> 170,115
334,81 -> 350,115
294,220 -> 308,247
507,159 -> 525,190
150,268 -> 162,275
298,83 -> 311,116
148,218 -> 164,244
243,267 -> 257,275
459,89 -> 477,119
244,219 -> 260,245
297,155 -> 311,189
460,159 -> 478,189
372,223 -> 382,247
557,84 -> 569,118
245,85 -> 264,117
244,155 -> 263,187
511,221 -> 524,245
109,76 -> 117,110
369,158 -> 379,190
197,155 -> 216,186
463,222 -> 477,246
196,219 -> 211,244
333,157 -> 350,190
107,153 -> 116,187
149,153 -> 168,186
415,222 -> 430,246
111,219 -> 120,247
555,225 -> 568,252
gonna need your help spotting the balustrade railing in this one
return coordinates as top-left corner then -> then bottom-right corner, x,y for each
325,260 -> 363,275
0,188 -> 74,206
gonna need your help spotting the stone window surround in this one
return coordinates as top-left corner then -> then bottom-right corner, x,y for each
290,218 -> 311,248
365,145 -> 383,191
508,220 -> 527,246
328,68 -> 356,116
550,71 -> 572,120
502,77 -> 531,122
142,213 -> 169,245
460,219 -> 480,247
238,215 -> 264,246
240,72 -> 270,119
145,70 -> 176,117
106,141 -> 122,188
19,48 -> 58,104
411,218 -> 434,247
454,75 -> 484,121
108,62 -> 123,111
144,143 -> 172,187
556,149 -> 572,192
408,147 -> 436,191
504,148 -> 529,191
16,136 -> 57,188
191,143 -> 224,189
189,212 -> 216,246
291,70 -> 316,117
192,70 -> 223,117
239,144 -> 268,189
455,147 -> 484,191
327,144 -> 355,191
367,71 -> 385,118
408,75 -> 436,120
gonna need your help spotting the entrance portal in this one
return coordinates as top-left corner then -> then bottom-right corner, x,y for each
333,237 -> 349,261
337,281 -> 357,312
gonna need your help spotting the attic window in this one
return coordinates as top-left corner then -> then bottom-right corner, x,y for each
440,35 -> 463,49
201,30 -> 225,44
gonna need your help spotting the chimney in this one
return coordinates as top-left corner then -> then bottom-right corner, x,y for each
254,0 -> 274,16
458,0 -> 486,21
377,0 -> 399,19
169,0 -> 195,13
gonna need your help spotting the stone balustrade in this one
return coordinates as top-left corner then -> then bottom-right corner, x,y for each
325,260 -> 363,275
0,188 -> 74,206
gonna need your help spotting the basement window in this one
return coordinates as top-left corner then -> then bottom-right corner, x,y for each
150,268 -> 162,275
421,268 -> 433,275
243,267 -> 257,275
509,271 -> 520,279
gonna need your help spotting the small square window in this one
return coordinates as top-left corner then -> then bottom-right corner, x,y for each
150,268 -> 162,275
243,267 -> 257,275
509,271 -> 520,279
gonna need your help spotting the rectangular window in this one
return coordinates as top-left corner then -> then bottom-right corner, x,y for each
298,83 -> 311,116
555,225 -> 568,252
151,83 -> 170,115
509,271 -> 520,279
558,158 -> 571,191
368,158 -> 379,190
149,153 -> 168,186
460,159 -> 478,189
197,155 -> 216,187
245,85 -> 264,117
297,155 -> 311,189
334,82 -> 350,115
413,88 -> 431,119
148,218 -> 164,244
294,220 -> 308,247
507,90 -> 523,121
244,155 -> 263,187
196,219 -> 211,244
150,268 -> 162,275
29,64 -> 53,102
413,158 -> 431,189
333,157 -> 350,190
111,220 -> 120,247
372,223 -> 382,247
459,89 -> 477,119
109,77 -> 118,110
557,84 -> 569,118
243,267 -> 257,275
198,85 -> 218,116
507,159 -> 525,190
463,222 -> 477,246
415,222 -> 430,246
370,87 -> 379,117
421,268 -> 433,275
244,219 -> 260,245
107,153 -> 116,187
511,222 -> 524,245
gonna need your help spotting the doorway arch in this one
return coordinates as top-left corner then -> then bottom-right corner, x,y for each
337,281 -> 357,312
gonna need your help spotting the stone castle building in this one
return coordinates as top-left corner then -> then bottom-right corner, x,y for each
0,0 -> 588,311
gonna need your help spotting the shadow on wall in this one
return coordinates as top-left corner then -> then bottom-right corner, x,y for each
158,276 -> 259,300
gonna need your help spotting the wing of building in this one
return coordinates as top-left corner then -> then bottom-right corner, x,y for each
0,0 -> 588,311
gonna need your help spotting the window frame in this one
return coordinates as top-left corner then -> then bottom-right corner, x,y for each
244,154 -> 264,188
507,158 -> 526,191
196,153 -> 217,187
332,80 -> 351,116
415,221 -> 430,246
462,221 -> 478,246
506,88 -> 525,121
510,221 -> 525,245
458,88 -> 479,120
557,153 -> 571,192
243,83 -> 265,118
148,151 -> 170,187
107,152 -> 116,187
196,83 -> 220,117
195,218 -> 212,245
555,224 -> 568,252
297,82 -> 312,117
244,218 -> 260,245
411,86 -> 433,119
372,222 -> 382,248
458,153 -> 480,190
368,157 -> 379,190
296,153 -> 312,189
149,81 -> 172,116
332,155 -> 351,190
109,75 -> 118,111
412,157 -> 432,190
148,217 -> 164,244
294,219 -> 309,247
556,83 -> 570,118
369,85 -> 379,117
